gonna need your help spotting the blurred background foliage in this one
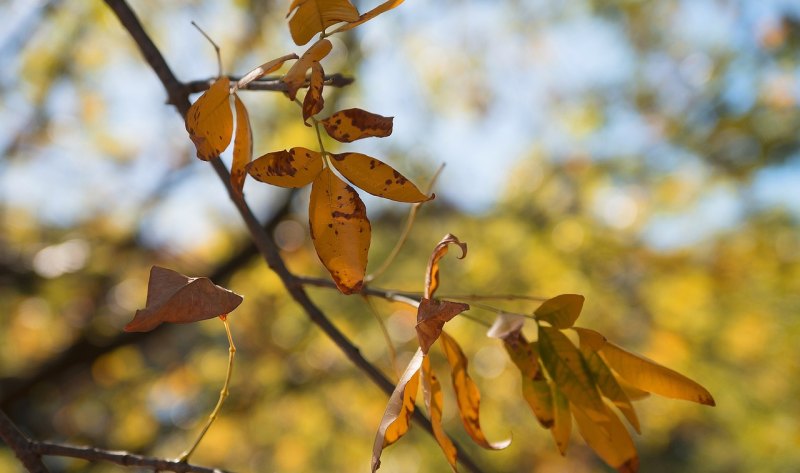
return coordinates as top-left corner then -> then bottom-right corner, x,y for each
1,0 -> 799,471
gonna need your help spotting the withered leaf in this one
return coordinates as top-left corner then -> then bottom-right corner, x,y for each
302,62 -> 325,124
287,0 -> 360,46
416,298 -> 469,354
422,354 -> 458,471
322,108 -> 393,143
329,153 -> 431,203
309,168 -> 370,294
535,294 -> 585,329
230,94 -> 252,198
331,0 -> 405,34
283,39 -> 333,100
573,403 -> 639,473
185,77 -> 232,161
236,54 -> 298,90
425,234 -> 467,299
246,147 -> 323,188
124,266 -> 243,332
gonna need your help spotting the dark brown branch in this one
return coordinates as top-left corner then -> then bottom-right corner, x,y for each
0,411 -> 49,473
101,1 -> 485,472
184,73 -> 354,94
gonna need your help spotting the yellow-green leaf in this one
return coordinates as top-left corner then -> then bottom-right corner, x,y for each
231,94 -> 252,198
236,53 -> 298,90
329,153 -> 431,203
503,331 -> 554,428
309,168 -> 370,294
185,77 -> 232,161
322,108 -> 393,142
302,62 -> 325,123
422,354 -> 458,471
551,384 -> 571,455
440,332 -> 510,450
332,0 -> 405,33
246,147 -> 323,188
287,0 -> 360,46
535,294 -> 585,329
283,39 -> 333,100
572,403 -> 639,473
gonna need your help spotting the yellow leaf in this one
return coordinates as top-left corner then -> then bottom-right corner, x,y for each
551,384 -> 571,455
415,298 -> 469,354
322,108 -> 393,142
329,153 -> 431,203
236,53 -> 298,90
302,62 -> 325,123
246,147 -> 323,188
422,354 -> 458,471
503,331 -> 554,428
424,234 -> 467,299
332,0 -> 405,34
230,94 -> 252,198
535,294 -> 585,329
283,39 -> 333,100
538,326 -> 608,423
371,348 -> 423,472
309,168 -> 370,294
287,0 -> 360,46
572,403 -> 639,473
439,332 -> 510,450
185,77 -> 232,161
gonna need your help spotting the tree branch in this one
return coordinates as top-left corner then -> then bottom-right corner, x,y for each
0,411 -> 49,473
184,73 -> 354,94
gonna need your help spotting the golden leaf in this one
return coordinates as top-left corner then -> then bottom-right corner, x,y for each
422,354 -> 458,471
124,266 -> 243,332
246,147 -> 323,188
230,94 -> 252,198
236,53 -> 298,90
439,332 -> 511,450
329,153 -> 431,203
322,108 -> 393,143
572,403 -> 639,473
283,39 -> 333,100
302,62 -> 325,123
287,0 -> 360,46
185,77 -> 232,161
415,298 -> 469,354
331,0 -> 405,34
534,294 -> 585,329
425,234 -> 467,299
309,168 -> 370,294
551,384 -> 572,455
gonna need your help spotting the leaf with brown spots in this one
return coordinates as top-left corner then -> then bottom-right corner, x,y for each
371,348 -> 423,472
416,298 -> 469,354
230,94 -> 252,197
425,234 -> 467,299
440,332 -> 511,450
503,331 -> 554,428
322,108 -> 393,143
309,168 -> 371,294
329,153 -> 431,203
287,0 -> 360,46
535,294 -> 585,329
573,402 -> 639,473
421,354 -> 458,471
331,0 -> 405,34
236,53 -> 298,90
185,77 -> 232,161
246,147 -> 323,188
124,266 -> 243,332
302,62 -> 325,124
283,39 -> 333,100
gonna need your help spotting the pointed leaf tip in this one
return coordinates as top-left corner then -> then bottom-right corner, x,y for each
535,294 -> 585,329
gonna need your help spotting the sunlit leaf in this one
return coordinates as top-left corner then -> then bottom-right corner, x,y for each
185,77 -> 232,161
425,234 -> 467,299
503,331 -> 554,428
246,147 -> 323,188
322,108 -> 393,143
309,168 -> 370,294
230,94 -> 252,197
124,266 -> 242,332
329,153 -> 431,203
287,0 -> 360,46
535,294 -> 585,329
416,298 -> 469,354
551,384 -> 572,455
421,354 -> 458,471
302,62 -> 325,123
236,53 -> 298,90
331,0 -> 405,33
439,332 -> 511,450
283,39 -> 333,100
371,348 -> 423,472
572,403 -> 639,473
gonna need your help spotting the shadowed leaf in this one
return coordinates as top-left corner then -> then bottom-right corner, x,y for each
551,384 -> 572,455
283,39 -> 333,100
231,94 -> 252,197
287,0 -> 360,46
332,0 -> 405,33
416,298 -> 469,354
329,153 -> 431,203
185,77 -> 232,161
322,108 -> 393,143
573,403 -> 639,473
246,147 -> 323,188
422,354 -> 458,471
309,168 -> 370,294
236,54 -> 298,90
124,266 -> 243,332
302,62 -> 325,123
503,332 -> 554,428
535,294 -> 585,329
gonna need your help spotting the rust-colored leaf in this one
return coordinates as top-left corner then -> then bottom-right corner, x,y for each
246,147 -> 323,188
185,77 -> 232,161
322,108 -> 393,143
416,298 -> 469,354
425,234 -> 467,299
230,94 -> 252,197
124,266 -> 243,332
283,39 -> 333,100
440,332 -> 510,450
302,62 -> 325,123
573,403 -> 639,473
329,153 -> 431,203
503,331 -> 554,428
309,168 -> 370,294
535,294 -> 585,329
236,53 -> 298,90
371,348 -> 423,472
287,0 -> 360,46
331,0 -> 405,33
551,384 -> 572,455
421,354 -> 458,471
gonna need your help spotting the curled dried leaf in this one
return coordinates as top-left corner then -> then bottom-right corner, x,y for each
329,153 -> 431,203
236,53 -> 298,90
322,108 -> 393,142
185,77 -> 232,161
287,0 -> 360,46
246,147 -> 323,188
416,298 -> 469,354
283,39 -> 333,100
230,94 -> 252,197
425,234 -> 467,299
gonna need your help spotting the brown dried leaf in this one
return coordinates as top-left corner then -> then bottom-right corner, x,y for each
124,266 -> 243,332
309,168 -> 371,294
287,0 -> 360,46
185,77 -> 232,161
421,354 -> 458,471
415,298 -> 469,354
231,94 -> 252,197
246,147 -> 323,188
534,294 -> 585,329
302,62 -> 325,123
283,39 -> 333,100
329,153 -> 431,203
425,234 -> 467,299
322,108 -> 393,143
331,0 -> 405,34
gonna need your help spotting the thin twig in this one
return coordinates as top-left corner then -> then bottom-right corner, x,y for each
184,74 -> 354,94
0,410 -> 49,473
190,21 -> 222,78
362,295 -> 398,372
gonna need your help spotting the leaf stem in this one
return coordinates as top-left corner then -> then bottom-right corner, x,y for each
191,21 -> 222,78
178,316 -> 236,463
293,98 -> 328,164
